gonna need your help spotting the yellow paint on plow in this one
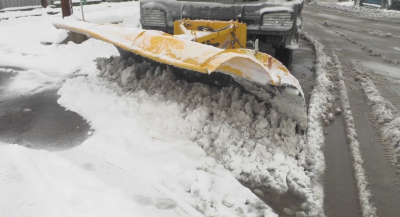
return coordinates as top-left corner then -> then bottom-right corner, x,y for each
53,20 -> 294,87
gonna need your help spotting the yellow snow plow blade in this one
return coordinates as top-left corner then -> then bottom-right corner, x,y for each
53,19 -> 307,128
53,19 -> 299,90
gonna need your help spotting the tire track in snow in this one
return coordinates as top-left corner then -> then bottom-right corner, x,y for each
330,52 -> 377,217
306,3 -> 400,22
308,19 -> 400,67
333,31 -> 400,67
301,31 -> 377,217
352,66 -> 400,170
324,22 -> 400,40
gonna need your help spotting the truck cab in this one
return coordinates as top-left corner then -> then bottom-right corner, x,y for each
140,0 -> 304,66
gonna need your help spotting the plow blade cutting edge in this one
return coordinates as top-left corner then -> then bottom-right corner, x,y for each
53,19 -> 307,129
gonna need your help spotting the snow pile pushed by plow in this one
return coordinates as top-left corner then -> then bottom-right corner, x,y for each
85,55 -> 323,216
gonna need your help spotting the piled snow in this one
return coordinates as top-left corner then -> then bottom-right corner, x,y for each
309,1 -> 400,21
300,32 -> 336,216
360,77 -> 400,168
55,63 -> 279,217
92,56 -> 323,216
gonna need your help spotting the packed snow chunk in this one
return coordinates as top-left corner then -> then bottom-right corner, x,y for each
284,87 -> 300,96
120,65 -> 138,85
222,195 -> 236,207
273,152 -> 285,163
40,29 -> 69,45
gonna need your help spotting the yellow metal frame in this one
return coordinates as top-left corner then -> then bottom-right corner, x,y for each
173,19 -> 247,49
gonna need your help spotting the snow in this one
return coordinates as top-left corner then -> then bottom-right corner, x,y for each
310,0 -> 400,21
0,2 -> 143,96
301,26 -> 378,216
92,55 -> 321,215
337,1 -> 355,7
0,143 -> 150,217
0,2 -> 326,217
300,31 -> 334,215
359,77 -> 400,168
330,53 -> 377,217
57,72 -> 279,217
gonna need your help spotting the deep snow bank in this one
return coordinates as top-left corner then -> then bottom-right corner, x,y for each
89,55 -> 324,216
56,63 -> 278,217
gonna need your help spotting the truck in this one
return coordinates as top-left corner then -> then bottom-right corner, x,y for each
139,0 -> 304,66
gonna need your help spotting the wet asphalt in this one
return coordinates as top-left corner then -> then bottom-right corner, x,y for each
304,4 -> 400,217
0,69 -> 90,151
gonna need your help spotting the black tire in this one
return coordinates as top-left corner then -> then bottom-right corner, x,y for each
275,46 -> 293,67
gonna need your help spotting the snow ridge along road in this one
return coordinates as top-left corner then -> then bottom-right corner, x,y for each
304,21 -> 382,217
331,51 -> 377,217
359,76 -> 400,168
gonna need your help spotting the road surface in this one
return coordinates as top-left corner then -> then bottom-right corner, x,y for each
303,4 -> 400,217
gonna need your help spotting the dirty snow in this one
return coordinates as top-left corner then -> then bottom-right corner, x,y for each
309,0 -> 400,21
330,53 -> 377,217
301,26 -> 378,216
359,77 -> 400,168
300,31 -> 335,215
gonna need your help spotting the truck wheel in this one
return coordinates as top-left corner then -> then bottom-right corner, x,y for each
275,46 -> 293,67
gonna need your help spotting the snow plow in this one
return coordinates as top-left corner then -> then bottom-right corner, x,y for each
53,19 -> 307,129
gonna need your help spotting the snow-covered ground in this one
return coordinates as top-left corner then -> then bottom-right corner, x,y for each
310,0 -> 400,21
0,2 -> 326,217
